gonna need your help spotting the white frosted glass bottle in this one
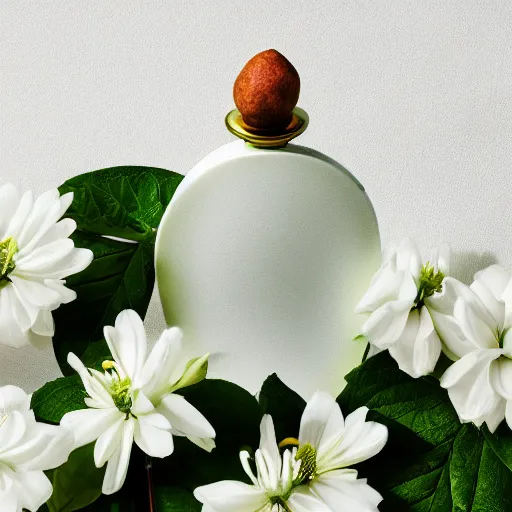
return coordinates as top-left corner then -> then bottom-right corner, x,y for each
155,52 -> 381,398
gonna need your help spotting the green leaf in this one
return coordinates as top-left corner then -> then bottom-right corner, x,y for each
338,351 -> 512,510
53,166 -> 183,374
179,379 -> 261,454
59,166 -> 184,241
154,486 -> 201,511
31,375 -> 87,423
46,444 -> 105,512
259,373 -> 306,442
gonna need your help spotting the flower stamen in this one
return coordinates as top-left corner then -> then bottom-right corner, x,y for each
278,437 -> 300,448
102,360 -> 133,415
414,262 -> 444,307
0,237 -> 17,285
294,443 -> 317,483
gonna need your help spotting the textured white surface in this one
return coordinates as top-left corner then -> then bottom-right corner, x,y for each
0,1 -> 511,393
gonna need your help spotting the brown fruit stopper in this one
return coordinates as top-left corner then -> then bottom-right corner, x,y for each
233,49 -> 300,130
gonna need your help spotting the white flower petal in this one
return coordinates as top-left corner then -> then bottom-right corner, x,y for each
5,190 -> 33,240
484,397 -> 506,433
433,243 -> 450,275
186,435 -> 216,452
9,275 -> 62,310
441,350 -> 504,428
157,393 -> 215,440
141,327 -> 183,399
311,469 -> 382,512
0,385 -> 31,413
0,285 -> 31,347
441,349 -> 502,388
67,353 -> 114,407
104,310 -> 147,383
29,308 -> 54,336
505,401 -> 512,431
15,238 -> 74,274
258,415 -> 281,477
355,264 -> 402,314
134,412 -> 174,458
102,417 -> 135,495
470,265 -> 510,329
42,247 -> 93,280
94,416 -> 124,468
389,308 -> 441,378
361,299 -> 413,349
299,391 -> 344,449
454,298 -> 498,350
61,407 -> 121,449
18,423 -> 73,471
473,265 -> 511,303
396,238 -> 422,280
38,218 -> 76,245
318,406 -> 388,471
503,279 -> 512,328
491,357 -> 512,400
286,485 -> 333,511
503,329 -> 512,355
16,190 -> 72,253
0,411 -> 27,454
193,481 -> 269,512
0,183 -> 20,236
15,470 -> 53,512
0,477 -> 19,512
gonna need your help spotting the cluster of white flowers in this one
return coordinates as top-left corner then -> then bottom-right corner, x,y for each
0,183 -> 391,511
357,238 -> 512,433
194,392 -> 387,512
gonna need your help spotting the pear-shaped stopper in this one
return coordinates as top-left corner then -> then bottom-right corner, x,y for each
233,49 -> 300,130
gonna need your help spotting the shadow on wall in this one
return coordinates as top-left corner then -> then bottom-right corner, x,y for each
450,250 -> 498,284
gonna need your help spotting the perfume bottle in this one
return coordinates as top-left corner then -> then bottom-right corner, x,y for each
155,50 -> 381,398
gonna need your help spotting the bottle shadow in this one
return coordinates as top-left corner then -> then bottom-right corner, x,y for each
449,250 -> 498,284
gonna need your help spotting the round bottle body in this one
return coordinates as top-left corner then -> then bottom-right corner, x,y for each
156,140 -> 380,398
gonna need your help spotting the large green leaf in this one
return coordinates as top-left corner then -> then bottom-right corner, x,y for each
53,166 -> 183,374
338,351 -> 512,511
45,444 -> 105,512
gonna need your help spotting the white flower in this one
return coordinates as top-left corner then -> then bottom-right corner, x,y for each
61,309 -> 215,495
0,385 -> 73,512
194,415 -> 332,512
291,391 -> 387,512
437,265 -> 512,432
355,238 -> 449,378
0,183 -> 93,347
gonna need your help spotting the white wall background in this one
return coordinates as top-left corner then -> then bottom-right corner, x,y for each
1,1 -> 511,391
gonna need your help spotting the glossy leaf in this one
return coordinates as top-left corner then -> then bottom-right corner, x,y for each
31,375 -> 87,423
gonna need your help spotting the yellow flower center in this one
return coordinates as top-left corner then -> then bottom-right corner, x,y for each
0,237 -> 18,286
102,360 -> 133,415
